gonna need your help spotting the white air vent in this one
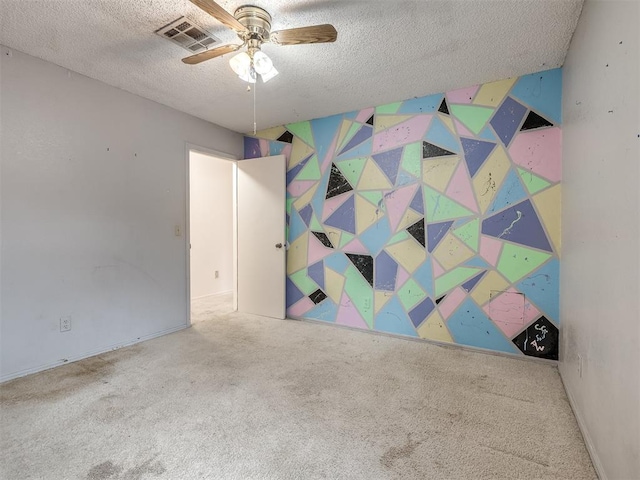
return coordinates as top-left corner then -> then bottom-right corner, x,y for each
156,17 -> 221,54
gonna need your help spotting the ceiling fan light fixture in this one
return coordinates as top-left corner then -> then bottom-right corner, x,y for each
229,51 -> 251,77
253,50 -> 273,75
260,66 -> 279,83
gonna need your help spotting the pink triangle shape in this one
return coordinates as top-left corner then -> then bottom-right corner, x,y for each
395,265 -> 410,289
479,235 -> 503,267
343,238 -> 368,254
322,193 -> 350,221
454,119 -> 474,137
288,180 -> 317,197
432,258 -> 445,277
287,297 -> 315,317
445,162 -> 479,213
337,292 -> 369,329
384,184 -> 419,232
356,107 -> 375,123
447,85 -> 480,104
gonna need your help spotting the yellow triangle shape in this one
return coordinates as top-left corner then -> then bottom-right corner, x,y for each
423,156 -> 459,192
356,194 -> 383,235
386,238 -> 427,273
473,78 -> 517,107
417,310 -> 453,343
472,146 -> 510,214
374,115 -> 413,133
470,270 -> 509,306
358,159 -> 393,190
532,184 -> 562,256
289,136 -> 315,169
287,232 -> 308,275
323,226 -> 342,250
397,209 -> 424,232
335,120 -> 354,153
255,126 -> 287,141
432,233 -> 475,271
293,183 -> 319,211
439,114 -> 456,134
375,291 -> 393,314
325,268 -> 345,304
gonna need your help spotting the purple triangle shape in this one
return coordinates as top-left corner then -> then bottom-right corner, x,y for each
375,250 -> 398,291
410,187 -> 424,214
325,194 -> 356,234
371,147 -> 403,184
481,199 -> 552,252
286,153 -> 313,184
338,125 -> 373,156
460,138 -> 496,177
461,271 -> 486,292
286,277 -> 305,308
298,204 -> 313,227
409,297 -> 436,328
426,221 -> 453,253
490,96 -> 528,146
308,261 -> 325,290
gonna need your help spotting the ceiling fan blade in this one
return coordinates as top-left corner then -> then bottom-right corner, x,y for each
270,24 -> 337,45
182,44 -> 242,65
189,0 -> 248,33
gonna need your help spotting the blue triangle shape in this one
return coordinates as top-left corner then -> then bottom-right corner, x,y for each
311,114 -> 342,164
487,169 -> 528,214
425,116 -> 459,153
304,298 -> 338,323
360,217 -> 392,256
375,297 -> 418,337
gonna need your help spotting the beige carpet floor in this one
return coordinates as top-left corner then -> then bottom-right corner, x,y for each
0,293 -> 595,480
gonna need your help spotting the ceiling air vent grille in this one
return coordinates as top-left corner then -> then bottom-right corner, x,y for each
156,17 -> 221,54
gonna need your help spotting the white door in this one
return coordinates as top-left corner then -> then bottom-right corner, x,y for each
236,155 -> 286,319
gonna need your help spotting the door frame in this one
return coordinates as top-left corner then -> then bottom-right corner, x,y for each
185,143 -> 239,327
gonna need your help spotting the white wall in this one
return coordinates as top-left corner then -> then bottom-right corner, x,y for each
560,1 -> 640,479
189,152 -> 234,299
0,47 -> 243,381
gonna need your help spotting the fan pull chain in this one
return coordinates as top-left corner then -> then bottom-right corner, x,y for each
253,75 -> 257,135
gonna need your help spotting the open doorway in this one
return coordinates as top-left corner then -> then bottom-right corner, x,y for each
188,149 -> 237,324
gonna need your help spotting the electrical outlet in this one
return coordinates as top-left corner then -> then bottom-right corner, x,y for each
60,316 -> 72,332
578,354 -> 583,378
215,270 -> 219,279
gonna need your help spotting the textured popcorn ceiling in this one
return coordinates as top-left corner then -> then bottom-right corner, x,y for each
0,0 -> 583,133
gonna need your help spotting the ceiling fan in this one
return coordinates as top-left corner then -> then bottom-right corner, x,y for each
182,0 -> 338,83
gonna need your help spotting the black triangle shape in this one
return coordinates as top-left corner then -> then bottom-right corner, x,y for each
309,289 -> 328,304
366,115 -> 374,126
325,163 -> 354,199
438,98 -> 450,115
512,316 -> 558,360
406,218 -> 426,248
520,111 -> 553,131
312,231 -> 333,249
276,130 -> 294,143
423,141 -> 455,159
345,253 -> 374,287
435,295 -> 446,305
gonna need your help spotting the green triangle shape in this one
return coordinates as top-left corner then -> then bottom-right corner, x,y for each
375,102 -> 402,115
423,185 -> 474,222
359,191 -> 384,208
435,267 -> 482,297
309,214 -> 323,231
337,157 -> 367,187
286,198 -> 294,216
497,243 -> 552,283
286,121 -> 315,147
449,104 -> 494,134
452,218 -> 480,251
402,142 -> 422,178
289,269 -> 318,295
397,278 -> 425,310
339,122 -> 362,152
517,167 -> 552,194
296,155 -> 321,180
388,230 -> 409,245
344,265 -> 374,327
339,232 -> 355,248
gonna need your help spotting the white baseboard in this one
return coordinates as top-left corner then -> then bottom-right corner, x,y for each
0,323 -> 189,383
292,315 -> 557,366
191,290 -> 233,300
559,371 -> 606,480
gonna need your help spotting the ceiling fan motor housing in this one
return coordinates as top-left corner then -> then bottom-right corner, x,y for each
234,5 -> 272,48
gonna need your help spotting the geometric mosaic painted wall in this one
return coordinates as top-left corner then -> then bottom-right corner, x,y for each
245,68 -> 562,360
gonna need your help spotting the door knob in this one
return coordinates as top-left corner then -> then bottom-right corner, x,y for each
275,243 -> 283,249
